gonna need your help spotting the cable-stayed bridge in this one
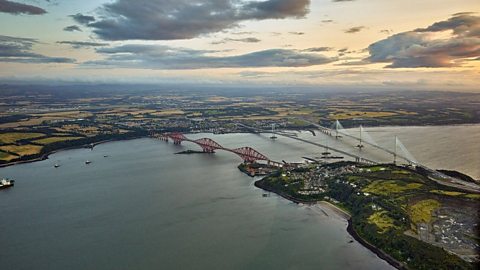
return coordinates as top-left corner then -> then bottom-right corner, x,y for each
152,120 -> 479,193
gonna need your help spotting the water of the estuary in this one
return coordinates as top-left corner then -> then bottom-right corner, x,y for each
1,125 -> 478,270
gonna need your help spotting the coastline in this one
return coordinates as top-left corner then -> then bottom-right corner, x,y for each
254,178 -> 407,270
0,131 -> 474,269
0,137 -> 142,169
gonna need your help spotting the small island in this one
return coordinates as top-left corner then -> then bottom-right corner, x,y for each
253,161 -> 480,270
175,150 -> 213,155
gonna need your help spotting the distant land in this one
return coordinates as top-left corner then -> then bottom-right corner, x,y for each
1,85 -> 479,269
1,85 -> 479,167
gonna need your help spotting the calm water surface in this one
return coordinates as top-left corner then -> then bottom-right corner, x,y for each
1,125 -> 478,270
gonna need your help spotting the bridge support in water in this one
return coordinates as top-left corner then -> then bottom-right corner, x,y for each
154,132 -> 283,167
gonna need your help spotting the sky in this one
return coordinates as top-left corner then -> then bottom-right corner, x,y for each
0,0 -> 479,91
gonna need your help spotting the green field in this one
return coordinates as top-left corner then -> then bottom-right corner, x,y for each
33,137 -> 83,145
0,145 -> 43,156
368,210 -> 396,233
0,150 -> 18,161
409,199 -> 441,224
362,180 -> 423,195
0,132 -> 45,144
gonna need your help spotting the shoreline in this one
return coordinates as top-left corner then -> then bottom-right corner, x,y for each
254,178 -> 407,270
0,137 -> 142,169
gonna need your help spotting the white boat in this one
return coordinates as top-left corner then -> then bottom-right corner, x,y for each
0,178 -> 14,189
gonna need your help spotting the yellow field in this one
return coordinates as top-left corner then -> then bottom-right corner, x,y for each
31,110 -> 93,118
0,144 -> 43,156
430,190 -> 465,196
0,118 -> 46,128
207,96 -> 230,102
409,199 -> 441,224
56,125 -> 99,135
150,110 -> 185,116
368,210 -> 395,233
363,180 -> 423,196
0,151 -> 18,161
33,137 -> 83,145
329,111 -> 397,120
270,107 -> 315,117
0,111 -> 93,128
465,194 -> 480,199
0,132 -> 45,144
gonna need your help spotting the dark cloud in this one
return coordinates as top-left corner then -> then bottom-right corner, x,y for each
240,0 -> 310,19
302,47 -> 333,52
69,13 -> 95,25
211,37 -> 261,45
86,44 -> 335,69
230,31 -> 256,35
63,25 -> 82,32
452,12 -> 476,17
380,29 -> 393,35
289,32 -> 305,35
86,0 -> 310,40
367,14 -> 480,68
57,41 -> 107,49
0,0 -> 46,15
344,26 -> 365,34
0,35 -> 75,63
415,14 -> 480,37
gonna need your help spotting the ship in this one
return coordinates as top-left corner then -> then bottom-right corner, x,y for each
0,178 -> 15,189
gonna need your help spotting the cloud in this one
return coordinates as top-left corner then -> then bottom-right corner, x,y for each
380,29 -> 393,35
57,41 -> 107,49
0,0 -> 46,15
367,14 -> 480,68
289,32 -> 305,35
86,44 -> 335,69
302,47 -> 333,52
336,59 -> 371,66
0,35 -> 75,63
63,25 -> 82,32
344,26 -> 365,34
414,13 -> 480,38
86,0 -> 310,40
211,37 -> 261,45
69,13 -> 95,25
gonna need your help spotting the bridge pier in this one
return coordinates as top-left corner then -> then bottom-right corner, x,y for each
200,146 -> 215,153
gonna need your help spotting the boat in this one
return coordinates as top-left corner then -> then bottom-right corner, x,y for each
54,163 -> 60,168
85,160 -> 91,165
0,178 -> 15,189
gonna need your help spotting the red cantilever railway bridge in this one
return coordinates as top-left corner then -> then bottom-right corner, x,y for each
154,133 -> 283,167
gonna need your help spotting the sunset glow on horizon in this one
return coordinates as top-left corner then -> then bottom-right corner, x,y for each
0,0 -> 479,91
